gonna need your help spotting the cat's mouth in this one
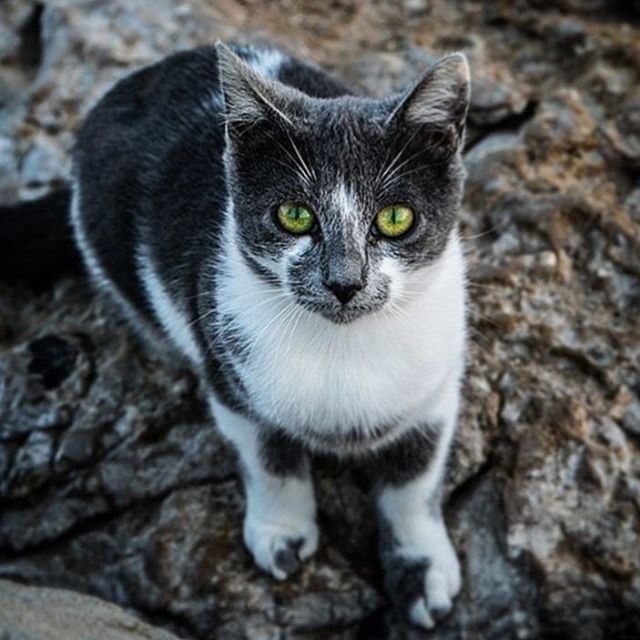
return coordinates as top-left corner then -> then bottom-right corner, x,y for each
287,278 -> 391,324
296,298 -> 387,324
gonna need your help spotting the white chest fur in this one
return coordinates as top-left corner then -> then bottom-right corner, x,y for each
215,231 -> 467,444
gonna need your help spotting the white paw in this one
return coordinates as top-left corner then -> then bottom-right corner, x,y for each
408,540 -> 461,629
243,515 -> 319,580
382,519 -> 461,629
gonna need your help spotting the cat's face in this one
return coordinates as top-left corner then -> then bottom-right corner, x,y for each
219,46 -> 470,324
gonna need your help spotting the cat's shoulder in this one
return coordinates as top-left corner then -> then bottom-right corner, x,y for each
77,46 -> 219,136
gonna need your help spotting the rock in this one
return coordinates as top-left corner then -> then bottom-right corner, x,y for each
0,578 -> 184,640
625,189 -> 640,223
19,134 -> 70,199
1,1 -> 640,639
0,137 -> 19,201
5,430 -> 54,497
464,131 -> 523,200
0,332 -> 92,439
428,475 -> 540,640
605,95 -> 640,168
27,335 -> 79,390
621,399 -> 640,438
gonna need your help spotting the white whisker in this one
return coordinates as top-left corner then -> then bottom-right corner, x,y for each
285,129 -> 316,182
376,127 -> 421,186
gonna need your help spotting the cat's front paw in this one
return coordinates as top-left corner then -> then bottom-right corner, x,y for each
243,514 -> 319,580
381,520 -> 461,629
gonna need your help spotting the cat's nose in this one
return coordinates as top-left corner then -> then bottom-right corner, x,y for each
324,280 -> 363,304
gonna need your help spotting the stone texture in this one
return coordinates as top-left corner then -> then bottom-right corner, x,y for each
1,1 -> 639,639
0,578 -> 184,640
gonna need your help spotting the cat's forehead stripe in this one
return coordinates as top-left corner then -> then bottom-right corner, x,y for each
333,182 -> 357,222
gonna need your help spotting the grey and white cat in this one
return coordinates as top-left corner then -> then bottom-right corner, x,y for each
2,42 -> 470,629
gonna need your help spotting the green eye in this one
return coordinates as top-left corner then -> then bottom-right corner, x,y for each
276,202 -> 315,235
375,205 -> 415,238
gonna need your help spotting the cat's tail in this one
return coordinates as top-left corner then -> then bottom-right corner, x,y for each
0,187 -> 83,284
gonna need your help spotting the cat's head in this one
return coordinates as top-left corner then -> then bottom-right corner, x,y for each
217,44 -> 470,324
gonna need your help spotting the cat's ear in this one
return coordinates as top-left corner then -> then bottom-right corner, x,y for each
389,53 -> 470,136
216,42 -> 300,132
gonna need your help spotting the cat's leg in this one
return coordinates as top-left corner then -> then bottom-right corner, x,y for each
372,371 -> 462,629
208,397 -> 319,579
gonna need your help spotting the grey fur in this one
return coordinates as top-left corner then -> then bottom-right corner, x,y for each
366,425 -> 440,488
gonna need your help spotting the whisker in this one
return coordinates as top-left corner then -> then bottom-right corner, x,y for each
246,299 -> 297,363
379,149 -> 427,189
466,281 -> 505,291
209,291 -> 292,336
376,128 -> 420,186
466,306 -> 500,328
467,325 -> 493,344
270,301 -> 305,366
285,129 -> 316,182
270,157 -> 312,184
267,133 -> 312,185
380,155 -> 452,186
187,306 -> 217,329
460,218 -> 509,241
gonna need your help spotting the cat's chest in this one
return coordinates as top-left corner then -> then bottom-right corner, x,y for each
220,298 -> 463,436
214,234 -> 465,438
246,328 -> 437,428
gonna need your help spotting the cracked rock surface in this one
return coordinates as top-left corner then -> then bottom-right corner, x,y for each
1,1 -> 639,639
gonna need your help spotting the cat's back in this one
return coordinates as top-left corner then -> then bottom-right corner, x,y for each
70,46 -> 227,327
74,45 -> 223,202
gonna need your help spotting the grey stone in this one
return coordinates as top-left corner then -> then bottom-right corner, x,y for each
621,400 -> 640,437
0,579 -> 184,640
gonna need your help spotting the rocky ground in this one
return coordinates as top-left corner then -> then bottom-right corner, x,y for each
1,1 -> 639,639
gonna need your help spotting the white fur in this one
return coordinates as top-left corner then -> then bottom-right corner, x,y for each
136,245 -> 202,366
208,397 -> 318,579
386,505 -> 460,628
215,209 -> 466,452
250,48 -> 286,79
377,374 -> 462,627
70,183 -> 125,307
71,183 -> 199,357
70,183 -> 153,339
333,182 -> 357,222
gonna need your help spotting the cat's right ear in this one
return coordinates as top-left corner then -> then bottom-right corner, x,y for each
387,53 -> 471,142
216,42 -> 302,135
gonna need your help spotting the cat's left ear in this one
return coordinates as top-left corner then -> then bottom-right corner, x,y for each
215,42 -> 304,135
389,53 -> 471,137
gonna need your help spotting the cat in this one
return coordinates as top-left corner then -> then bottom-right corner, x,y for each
0,42 -> 470,629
